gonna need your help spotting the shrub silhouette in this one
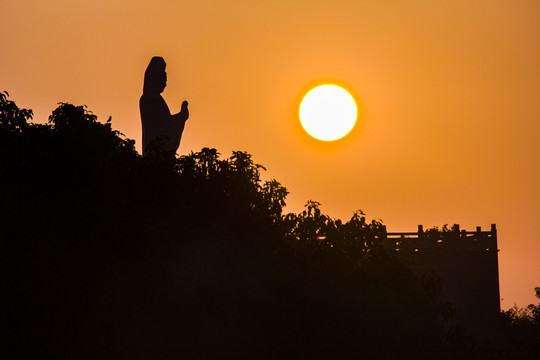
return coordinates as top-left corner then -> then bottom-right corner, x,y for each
494,288 -> 540,359
6,91 -> 532,359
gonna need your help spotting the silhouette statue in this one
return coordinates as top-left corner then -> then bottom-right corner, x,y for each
140,56 -> 189,157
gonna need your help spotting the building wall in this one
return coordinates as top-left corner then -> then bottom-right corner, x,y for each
382,225 -> 500,333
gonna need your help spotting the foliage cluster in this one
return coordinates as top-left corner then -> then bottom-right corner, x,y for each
1,91 -> 537,358
496,288 -> 540,359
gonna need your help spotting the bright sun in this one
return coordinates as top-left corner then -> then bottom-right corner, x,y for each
299,84 -> 357,141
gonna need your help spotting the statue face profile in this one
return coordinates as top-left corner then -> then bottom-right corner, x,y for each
157,69 -> 167,93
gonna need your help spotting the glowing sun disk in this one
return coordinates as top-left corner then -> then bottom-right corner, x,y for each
299,85 -> 357,141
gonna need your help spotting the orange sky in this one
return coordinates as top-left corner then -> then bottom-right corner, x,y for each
2,0 -> 539,308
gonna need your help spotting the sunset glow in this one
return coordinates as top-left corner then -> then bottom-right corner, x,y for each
299,85 -> 357,141
2,0 -> 539,310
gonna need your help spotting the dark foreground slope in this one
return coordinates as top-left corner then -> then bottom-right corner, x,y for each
2,92 -> 536,359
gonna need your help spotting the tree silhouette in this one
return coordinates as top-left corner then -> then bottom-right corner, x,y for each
4,91 -> 529,359
494,287 -> 540,359
0,91 -> 33,132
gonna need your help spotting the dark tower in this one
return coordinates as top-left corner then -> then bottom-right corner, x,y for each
382,224 -> 500,334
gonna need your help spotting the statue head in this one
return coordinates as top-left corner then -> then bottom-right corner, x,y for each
143,56 -> 167,94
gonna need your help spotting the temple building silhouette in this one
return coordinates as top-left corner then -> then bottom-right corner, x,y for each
381,224 -> 500,333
